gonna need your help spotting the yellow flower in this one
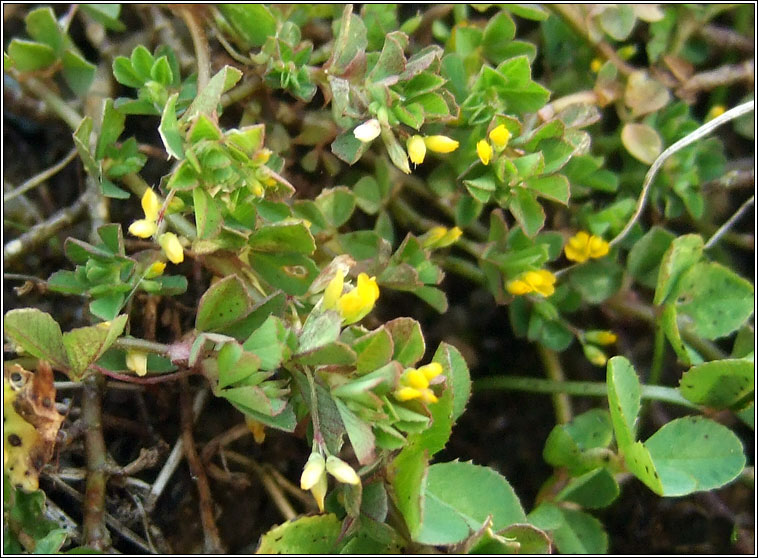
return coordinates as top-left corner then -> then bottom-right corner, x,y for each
393,362 -> 443,404
128,189 -> 162,238
506,279 -> 532,296
324,272 -> 380,325
158,232 -> 184,264
583,344 -> 608,367
705,105 -> 726,122
353,118 -> 381,142
424,135 -> 460,153
422,226 -> 462,249
141,188 -> 161,222
565,231 -> 610,263
407,135 -> 427,165
585,330 -> 617,345
488,124 -> 511,148
523,270 -> 556,297
145,261 -> 166,279
125,350 -> 148,377
128,219 -> 158,239
326,455 -> 360,485
300,452 -> 327,491
506,269 -> 557,298
590,58 -> 604,73
301,452 -> 328,511
476,139 -> 492,165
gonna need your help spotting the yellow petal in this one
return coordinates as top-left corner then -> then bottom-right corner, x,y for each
300,453 -> 326,491
245,417 -> 266,444
476,139 -> 492,165
141,188 -> 161,222
424,135 -> 460,153
323,270 -> 344,311
326,455 -> 360,485
488,124 -> 511,148
422,226 -> 448,248
420,388 -> 438,404
128,219 -> 158,238
588,235 -> 609,258
310,470 -> 328,512
394,386 -> 421,401
158,232 -> 184,264
506,279 -> 532,296
403,368 -> 430,390
145,261 -> 166,278
418,362 -> 443,381
125,350 -> 148,377
407,135 -> 427,165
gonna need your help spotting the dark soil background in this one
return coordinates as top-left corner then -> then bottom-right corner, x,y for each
4,4 -> 755,554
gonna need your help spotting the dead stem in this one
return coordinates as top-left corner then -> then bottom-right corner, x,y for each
224,451 -> 300,520
4,147 -> 78,203
47,474 -> 152,553
678,60 -> 755,96
180,7 -> 210,91
4,191 -> 92,265
82,374 -> 111,550
180,377 -> 225,553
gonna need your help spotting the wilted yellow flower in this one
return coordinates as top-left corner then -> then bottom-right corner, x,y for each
125,350 -> 148,377
583,344 -> 608,367
407,134 -> 427,165
476,139 -> 492,165
424,135 -> 460,153
353,119 -> 381,142
565,231 -> 610,263
145,261 -> 166,279
506,269 -> 557,298
585,330 -> 617,345
300,452 -> 327,491
422,226 -> 462,249
245,417 -> 266,444
158,232 -> 184,264
326,455 -> 360,485
128,219 -> 158,239
488,124 -> 511,148
310,467 -> 328,512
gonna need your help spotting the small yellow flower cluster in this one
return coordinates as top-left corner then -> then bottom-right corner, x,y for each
300,452 -> 360,512
476,124 -> 511,166
394,362 -> 443,404
564,231 -> 609,263
128,189 -> 185,264
323,271 -> 380,325
506,269 -> 557,298
406,135 -> 460,166
421,226 -> 462,249
705,105 -> 726,122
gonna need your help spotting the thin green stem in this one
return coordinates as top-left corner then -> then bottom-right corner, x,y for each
114,337 -> 172,356
20,75 -> 83,130
537,345 -> 573,424
442,256 -> 486,284
648,318 -> 666,385
474,375 -> 700,410
181,7 -> 210,91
